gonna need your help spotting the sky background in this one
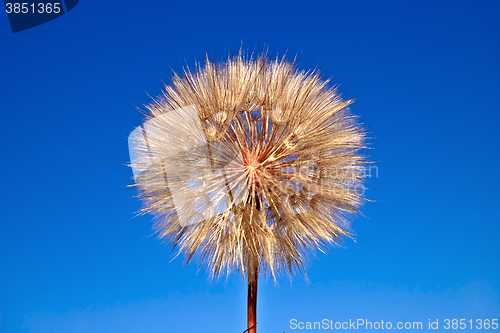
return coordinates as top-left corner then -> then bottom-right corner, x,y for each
1,1 -> 499,332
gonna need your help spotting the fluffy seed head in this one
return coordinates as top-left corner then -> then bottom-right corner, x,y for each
129,52 -> 367,279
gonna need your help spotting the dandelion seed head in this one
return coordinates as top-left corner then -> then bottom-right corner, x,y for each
129,51 -> 368,279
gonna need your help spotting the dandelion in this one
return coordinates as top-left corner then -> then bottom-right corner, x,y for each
128,51 -> 367,333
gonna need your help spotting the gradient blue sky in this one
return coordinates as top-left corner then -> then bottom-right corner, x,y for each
1,1 -> 499,332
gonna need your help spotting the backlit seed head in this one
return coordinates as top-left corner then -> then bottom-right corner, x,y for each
130,51 -> 367,279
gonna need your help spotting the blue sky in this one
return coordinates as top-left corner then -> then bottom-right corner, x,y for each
1,1 -> 499,332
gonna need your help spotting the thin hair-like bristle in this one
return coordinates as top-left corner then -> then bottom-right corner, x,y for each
131,51 -> 367,280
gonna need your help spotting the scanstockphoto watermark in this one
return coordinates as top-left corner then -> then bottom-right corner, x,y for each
290,319 -> 423,330
265,164 -> 379,197
128,105 -> 379,226
290,318 -> 499,330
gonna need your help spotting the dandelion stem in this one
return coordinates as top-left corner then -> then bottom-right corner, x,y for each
247,259 -> 258,333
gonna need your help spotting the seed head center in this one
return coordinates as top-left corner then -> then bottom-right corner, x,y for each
245,156 -> 263,175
